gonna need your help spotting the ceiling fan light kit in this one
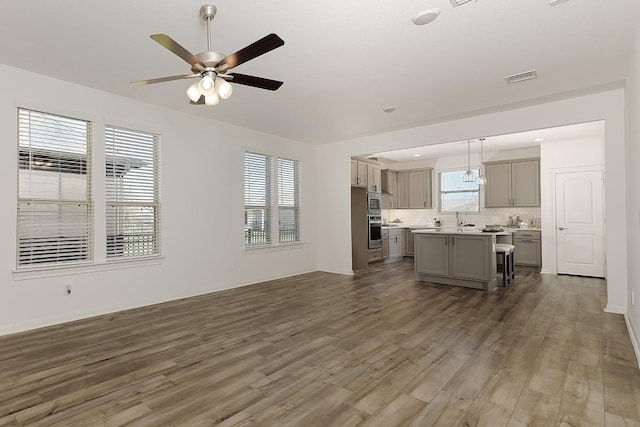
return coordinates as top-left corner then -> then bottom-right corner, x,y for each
216,78 -> 233,99
462,139 -> 476,183
475,138 -> 488,186
132,4 -> 284,106
205,93 -> 220,106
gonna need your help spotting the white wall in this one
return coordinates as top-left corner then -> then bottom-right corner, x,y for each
626,25 -> 640,366
540,135 -> 605,275
317,89 -> 628,315
0,65 -> 318,336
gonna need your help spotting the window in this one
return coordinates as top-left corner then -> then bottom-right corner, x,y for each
105,126 -> 160,259
244,152 -> 301,248
17,108 -> 93,267
439,169 -> 480,212
244,152 -> 272,246
277,157 -> 301,243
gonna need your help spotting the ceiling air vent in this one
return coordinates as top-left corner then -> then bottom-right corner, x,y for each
449,0 -> 474,7
549,0 -> 570,6
505,70 -> 538,84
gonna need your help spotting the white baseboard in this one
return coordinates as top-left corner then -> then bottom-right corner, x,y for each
625,313 -> 640,370
604,305 -> 626,315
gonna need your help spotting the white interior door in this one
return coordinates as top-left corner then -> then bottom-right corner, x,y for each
555,170 -> 605,277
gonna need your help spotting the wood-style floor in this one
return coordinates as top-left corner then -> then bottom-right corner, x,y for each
1,259 -> 639,426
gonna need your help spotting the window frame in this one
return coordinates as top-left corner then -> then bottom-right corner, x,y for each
244,151 -> 273,248
277,156 -> 301,245
16,107 -> 94,268
244,150 -> 303,250
438,168 -> 481,213
105,124 -> 161,260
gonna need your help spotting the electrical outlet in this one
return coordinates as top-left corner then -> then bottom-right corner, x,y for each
632,291 -> 636,307
65,284 -> 72,296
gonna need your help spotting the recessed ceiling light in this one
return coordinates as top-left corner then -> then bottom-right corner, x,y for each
549,0 -> 570,6
413,154 -> 421,157
412,8 -> 441,25
505,70 -> 538,84
533,137 -> 545,142
383,107 -> 397,113
449,0 -> 474,7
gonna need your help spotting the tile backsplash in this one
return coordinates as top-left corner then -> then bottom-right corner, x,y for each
382,207 -> 541,228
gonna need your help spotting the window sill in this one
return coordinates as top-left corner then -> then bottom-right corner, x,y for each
244,242 -> 305,254
12,256 -> 165,281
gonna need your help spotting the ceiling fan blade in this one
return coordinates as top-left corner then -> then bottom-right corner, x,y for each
217,34 -> 284,71
131,74 -> 200,86
150,34 -> 204,70
226,73 -> 284,91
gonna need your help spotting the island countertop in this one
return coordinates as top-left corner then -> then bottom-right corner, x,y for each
411,228 -> 512,236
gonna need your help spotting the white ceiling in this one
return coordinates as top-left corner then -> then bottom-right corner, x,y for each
0,0 -> 638,144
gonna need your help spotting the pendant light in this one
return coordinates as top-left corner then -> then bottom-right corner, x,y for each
462,139 -> 476,183
476,138 -> 488,185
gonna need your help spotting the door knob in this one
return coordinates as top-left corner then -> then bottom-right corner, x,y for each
559,227 -> 568,230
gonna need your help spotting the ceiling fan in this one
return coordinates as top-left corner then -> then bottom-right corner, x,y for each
132,4 -> 284,106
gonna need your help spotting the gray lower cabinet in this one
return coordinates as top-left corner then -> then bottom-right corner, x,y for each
414,233 -> 497,290
368,248 -> 382,263
388,229 -> 404,259
415,234 -> 449,276
382,229 -> 389,260
404,228 -> 415,256
514,230 -> 541,268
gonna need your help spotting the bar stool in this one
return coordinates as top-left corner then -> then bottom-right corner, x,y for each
495,243 -> 515,286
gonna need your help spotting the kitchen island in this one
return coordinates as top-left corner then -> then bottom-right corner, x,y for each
412,228 -> 511,291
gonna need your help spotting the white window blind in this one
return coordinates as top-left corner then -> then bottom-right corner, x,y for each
244,152 -> 272,247
244,151 -> 302,248
105,126 -> 160,259
17,108 -> 93,267
278,157 -> 301,244
439,169 -> 480,212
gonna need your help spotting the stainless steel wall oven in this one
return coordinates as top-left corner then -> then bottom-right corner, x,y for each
368,215 -> 382,249
367,192 -> 382,216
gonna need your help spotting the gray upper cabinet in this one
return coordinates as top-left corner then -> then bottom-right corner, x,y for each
351,157 -> 382,190
367,164 -> 381,193
383,168 -> 432,209
408,169 -> 431,209
397,172 -> 409,208
350,158 -> 368,188
484,159 -> 540,207
381,169 -> 398,208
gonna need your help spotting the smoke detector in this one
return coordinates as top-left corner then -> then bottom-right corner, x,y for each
412,8 -> 441,25
505,70 -> 538,84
